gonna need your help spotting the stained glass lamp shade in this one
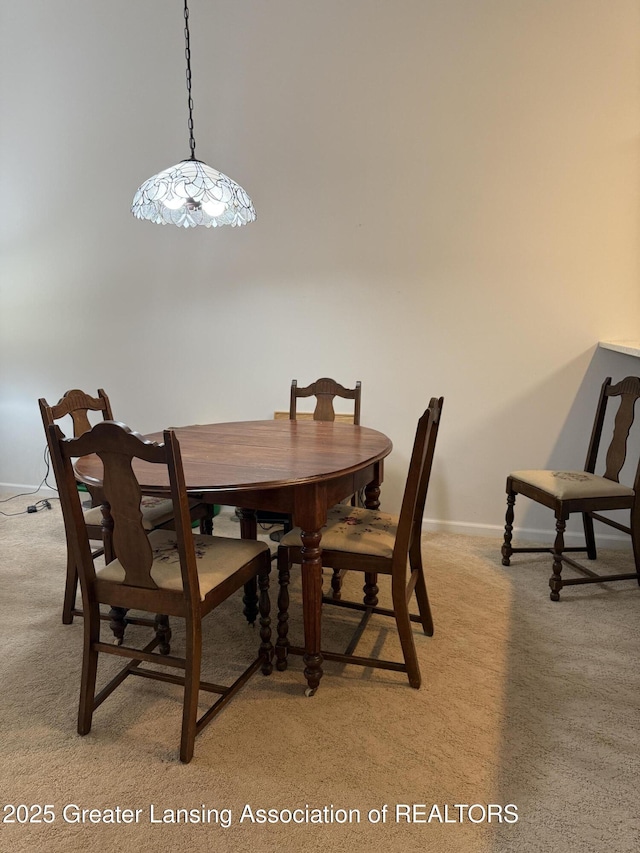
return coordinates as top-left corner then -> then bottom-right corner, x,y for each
131,159 -> 256,228
131,0 -> 255,229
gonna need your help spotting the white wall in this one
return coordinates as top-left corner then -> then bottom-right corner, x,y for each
1,0 -> 639,540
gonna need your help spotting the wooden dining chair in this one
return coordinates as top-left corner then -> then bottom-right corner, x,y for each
275,397 -> 443,689
501,376 -> 640,600
39,388 -> 210,625
289,377 -> 362,424
49,419 -> 272,763
261,377 -> 363,600
256,378 -> 362,544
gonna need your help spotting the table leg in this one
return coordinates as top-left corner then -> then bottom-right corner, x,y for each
363,476 -> 381,607
199,504 -> 214,535
364,480 -> 381,511
300,527 -> 324,696
237,508 -> 259,626
101,501 -> 128,645
238,507 -> 258,540
100,500 -> 115,565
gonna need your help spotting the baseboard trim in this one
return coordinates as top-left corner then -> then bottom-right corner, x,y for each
0,483 -> 58,499
0,482 -> 631,549
422,517 -> 630,547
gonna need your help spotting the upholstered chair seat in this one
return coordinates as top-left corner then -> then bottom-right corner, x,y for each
279,505 -> 397,559
83,496 -> 195,531
275,398 -> 443,690
98,529 -> 269,601
39,388 -> 212,626
250,377 -> 363,600
509,470 -> 634,501
49,420 -> 272,763
501,376 -> 640,601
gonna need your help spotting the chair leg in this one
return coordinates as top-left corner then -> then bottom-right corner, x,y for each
62,552 -> 79,625
77,604 -> 100,735
154,614 -> 171,655
275,549 -> 291,672
330,568 -> 343,600
109,606 -> 128,644
363,573 -> 379,607
582,512 -> 597,560
180,621 -> 202,764
501,490 -> 516,566
239,509 -> 260,626
630,505 -> 640,587
411,556 -> 434,636
242,578 -> 259,626
549,514 -> 567,602
392,584 -> 421,689
199,507 -> 214,535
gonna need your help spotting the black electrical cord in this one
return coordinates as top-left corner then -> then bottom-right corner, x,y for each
0,446 -> 60,516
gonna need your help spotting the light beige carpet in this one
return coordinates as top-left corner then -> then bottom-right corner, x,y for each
1,495 -> 638,852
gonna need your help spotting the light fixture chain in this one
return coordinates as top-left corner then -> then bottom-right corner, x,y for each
131,0 -> 256,226
183,0 -> 196,160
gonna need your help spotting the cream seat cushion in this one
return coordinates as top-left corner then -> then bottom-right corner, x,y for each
510,470 -> 634,501
280,505 -> 398,558
83,496 -> 192,531
97,529 -> 269,601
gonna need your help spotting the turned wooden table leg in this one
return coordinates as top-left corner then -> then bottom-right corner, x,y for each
238,507 -> 258,541
238,508 -> 259,625
364,481 -> 381,511
101,500 -> 115,565
330,569 -> 342,600
109,606 -> 127,645
300,527 -> 323,696
363,573 -> 379,607
154,614 -> 171,654
199,503 -> 214,535
102,501 -> 128,644
363,473 -> 381,606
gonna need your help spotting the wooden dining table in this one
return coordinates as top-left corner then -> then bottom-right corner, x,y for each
74,419 -> 393,695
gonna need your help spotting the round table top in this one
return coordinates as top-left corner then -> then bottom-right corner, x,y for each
74,419 -> 393,496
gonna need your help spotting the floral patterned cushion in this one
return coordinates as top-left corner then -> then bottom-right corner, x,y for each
510,470 -> 634,501
279,505 -> 398,558
96,529 -> 269,601
83,496 -> 193,530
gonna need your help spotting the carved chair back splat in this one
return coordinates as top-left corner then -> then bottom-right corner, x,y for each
290,377 -> 362,424
501,375 -> 640,600
276,397 -> 444,690
40,388 -> 212,627
49,420 -> 272,763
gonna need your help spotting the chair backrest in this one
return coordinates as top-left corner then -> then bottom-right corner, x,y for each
39,389 -> 114,506
289,378 -> 362,424
584,376 -> 640,486
39,389 -> 113,438
392,398 -> 444,572
48,420 -> 200,607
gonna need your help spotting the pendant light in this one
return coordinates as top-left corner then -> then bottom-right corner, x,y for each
131,0 -> 256,228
